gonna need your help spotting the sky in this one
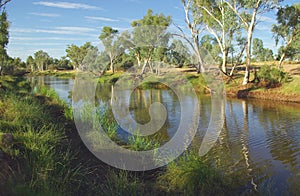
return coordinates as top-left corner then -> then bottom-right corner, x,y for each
4,0 -> 298,61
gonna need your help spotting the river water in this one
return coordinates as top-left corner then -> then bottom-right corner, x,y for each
29,76 -> 300,194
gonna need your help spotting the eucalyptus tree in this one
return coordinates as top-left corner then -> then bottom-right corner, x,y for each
26,56 -> 35,72
200,34 -> 221,63
57,56 -> 71,70
99,26 -> 125,73
179,0 -> 206,73
252,38 -> 264,62
272,3 -> 300,67
0,10 -> 9,75
168,39 -> 190,67
131,9 -> 172,74
195,0 -> 241,75
228,36 -> 247,76
252,38 -> 274,62
33,50 -> 51,71
225,0 -> 280,85
66,42 -> 93,70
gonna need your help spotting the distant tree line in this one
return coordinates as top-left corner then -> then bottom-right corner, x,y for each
0,1 -> 299,85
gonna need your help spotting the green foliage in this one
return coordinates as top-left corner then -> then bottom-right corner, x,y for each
168,39 -> 190,67
0,11 -> 9,48
258,65 -> 288,84
34,86 -> 73,120
272,3 -> 300,62
130,9 -> 172,73
99,26 -> 124,73
0,83 -> 87,194
66,42 -> 94,70
0,11 -> 10,75
128,132 -> 160,151
33,50 -> 51,71
252,38 -> 274,62
158,150 -> 230,195
100,170 -> 145,196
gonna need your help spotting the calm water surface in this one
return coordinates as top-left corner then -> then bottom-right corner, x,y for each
30,76 -> 300,194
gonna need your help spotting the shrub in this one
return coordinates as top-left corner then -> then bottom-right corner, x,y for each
258,65 -> 288,86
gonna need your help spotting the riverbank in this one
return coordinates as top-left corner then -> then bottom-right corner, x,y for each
28,64 -> 300,103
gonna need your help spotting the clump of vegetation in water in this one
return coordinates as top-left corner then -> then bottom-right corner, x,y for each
158,150 -> 232,195
127,132 -> 160,151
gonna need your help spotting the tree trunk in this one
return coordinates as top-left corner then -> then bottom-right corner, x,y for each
243,44 -> 251,85
195,44 -> 204,73
243,12 -> 257,85
278,53 -> 286,68
136,51 -> 142,67
109,53 -> 114,73
141,60 -> 147,75
221,49 -> 228,74
278,37 -> 293,68
230,45 -> 246,76
137,58 -> 141,67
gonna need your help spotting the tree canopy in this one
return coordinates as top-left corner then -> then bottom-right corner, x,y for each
272,3 -> 300,66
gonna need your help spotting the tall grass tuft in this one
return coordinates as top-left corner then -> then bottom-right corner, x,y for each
128,132 -> 160,151
158,150 -> 231,195
99,170 -> 145,196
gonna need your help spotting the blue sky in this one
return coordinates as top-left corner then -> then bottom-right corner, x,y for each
5,0 -> 298,61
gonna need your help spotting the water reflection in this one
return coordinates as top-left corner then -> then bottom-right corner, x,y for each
29,76 -> 300,194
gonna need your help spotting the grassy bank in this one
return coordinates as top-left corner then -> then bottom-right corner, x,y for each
224,65 -> 300,103
0,76 -> 86,194
29,70 -> 79,79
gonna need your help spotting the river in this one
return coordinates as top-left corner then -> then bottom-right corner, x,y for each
29,75 -> 300,194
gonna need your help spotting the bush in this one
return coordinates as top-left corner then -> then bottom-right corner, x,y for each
258,65 -> 288,85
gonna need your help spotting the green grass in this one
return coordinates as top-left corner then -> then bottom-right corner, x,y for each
98,72 -> 123,84
99,170 -> 146,196
279,77 -> 300,95
158,150 -> 232,195
0,77 -> 86,195
31,70 -> 78,79
127,132 -> 160,151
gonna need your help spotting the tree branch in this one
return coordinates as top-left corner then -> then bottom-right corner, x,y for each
198,5 -> 223,29
224,0 -> 249,28
0,0 -> 11,8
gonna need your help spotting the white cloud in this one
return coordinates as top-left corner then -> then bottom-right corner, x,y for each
33,1 -> 102,10
29,12 -> 60,17
10,42 -> 63,46
256,24 -> 271,31
119,17 -> 138,23
127,0 -> 142,3
85,16 -> 119,22
10,36 -> 84,41
55,26 -> 96,32
11,27 -> 97,35
259,16 -> 276,23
